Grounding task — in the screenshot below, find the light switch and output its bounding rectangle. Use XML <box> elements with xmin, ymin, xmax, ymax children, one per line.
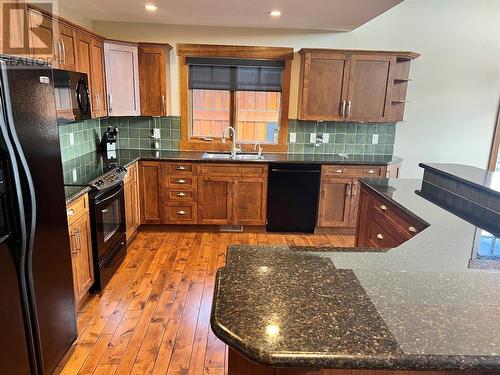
<box><xmin>289</xmin><ymin>132</ymin><xmax>296</xmax><ymax>143</ymax></box>
<box><xmin>310</xmin><ymin>133</ymin><xmax>317</xmax><ymax>143</ymax></box>
<box><xmin>322</xmin><ymin>133</ymin><xmax>329</xmax><ymax>143</ymax></box>
<box><xmin>372</xmin><ymin>134</ymin><xmax>379</xmax><ymax>144</ymax></box>
<box><xmin>69</xmin><ymin>133</ymin><xmax>74</xmax><ymax>146</ymax></box>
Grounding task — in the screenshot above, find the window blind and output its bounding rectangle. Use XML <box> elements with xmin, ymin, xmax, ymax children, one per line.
<box><xmin>187</xmin><ymin>57</ymin><xmax>284</xmax><ymax>92</ymax></box>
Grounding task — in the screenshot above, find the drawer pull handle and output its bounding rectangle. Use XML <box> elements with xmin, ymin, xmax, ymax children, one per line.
<box><xmin>176</xmin><ymin>192</ymin><xmax>186</xmax><ymax>197</ymax></box>
<box><xmin>408</xmin><ymin>226</ymin><xmax>417</xmax><ymax>233</ymax></box>
<box><xmin>67</xmin><ymin>208</ymin><xmax>75</xmax><ymax>217</ymax></box>
<box><xmin>367</xmin><ymin>169</ymin><xmax>376</xmax><ymax>174</ymax></box>
<box><xmin>334</xmin><ymin>169</ymin><xmax>343</xmax><ymax>173</ymax></box>
<box><xmin>176</xmin><ymin>179</ymin><xmax>186</xmax><ymax>184</ymax></box>
<box><xmin>380</xmin><ymin>205</ymin><xmax>387</xmax><ymax>211</ymax></box>
<box><xmin>376</xmin><ymin>233</ymin><xmax>384</xmax><ymax>240</ymax></box>
<box><xmin>177</xmin><ymin>210</ymin><xmax>187</xmax><ymax>215</ymax></box>
<box><xmin>176</xmin><ymin>166</ymin><xmax>186</xmax><ymax>171</ymax></box>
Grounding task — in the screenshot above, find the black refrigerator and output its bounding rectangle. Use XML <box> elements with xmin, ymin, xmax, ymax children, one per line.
<box><xmin>0</xmin><ymin>56</ymin><xmax>77</xmax><ymax>374</ymax></box>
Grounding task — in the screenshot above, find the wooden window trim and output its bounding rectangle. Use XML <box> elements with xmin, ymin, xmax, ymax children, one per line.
<box><xmin>177</xmin><ymin>44</ymin><xmax>294</xmax><ymax>152</ymax></box>
<box><xmin>488</xmin><ymin>102</ymin><xmax>500</xmax><ymax>172</ymax></box>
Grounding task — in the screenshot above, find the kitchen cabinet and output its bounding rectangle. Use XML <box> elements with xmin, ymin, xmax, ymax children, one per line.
<box><xmin>138</xmin><ymin>43</ymin><xmax>171</xmax><ymax>116</ymax></box>
<box><xmin>56</xmin><ymin>22</ymin><xmax>78</xmax><ymax>71</ymax></box>
<box><xmin>66</xmin><ymin>194</ymin><xmax>94</xmax><ymax>306</ymax></box>
<box><xmin>197</xmin><ymin>163</ymin><xmax>268</xmax><ymax>226</ymax></box>
<box><xmin>139</xmin><ymin>161</ymin><xmax>162</xmax><ymax>224</ymax></box>
<box><xmin>104</xmin><ymin>41</ymin><xmax>140</xmax><ymax>116</ymax></box>
<box><xmin>317</xmin><ymin>164</ymin><xmax>398</xmax><ymax>230</ymax></box>
<box><xmin>124</xmin><ymin>162</ymin><xmax>141</xmax><ymax>240</ymax></box>
<box><xmin>161</xmin><ymin>162</ymin><xmax>198</xmax><ymax>224</ymax></box>
<box><xmin>0</xmin><ymin>0</ymin><xmax>29</xmax><ymax>55</ymax></box>
<box><xmin>356</xmin><ymin>184</ymin><xmax>427</xmax><ymax>248</ymax></box>
<box><xmin>298</xmin><ymin>49</ymin><xmax>418</xmax><ymax>122</ymax></box>
<box><xmin>27</xmin><ymin>8</ymin><xmax>56</xmax><ymax>63</ymax></box>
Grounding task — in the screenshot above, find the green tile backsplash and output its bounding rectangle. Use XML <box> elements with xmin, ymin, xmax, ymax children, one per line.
<box><xmin>58</xmin><ymin>118</ymin><xmax>102</xmax><ymax>163</ymax></box>
<box><xmin>100</xmin><ymin>116</ymin><xmax>181</xmax><ymax>151</ymax></box>
<box><xmin>287</xmin><ymin>120</ymin><xmax>396</xmax><ymax>155</ymax></box>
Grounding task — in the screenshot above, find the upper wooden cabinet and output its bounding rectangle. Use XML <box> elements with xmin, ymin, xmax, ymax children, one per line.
<box><xmin>0</xmin><ymin>0</ymin><xmax>29</xmax><ymax>55</ymax></box>
<box><xmin>138</xmin><ymin>43</ymin><xmax>171</xmax><ymax>116</ymax></box>
<box><xmin>104</xmin><ymin>41</ymin><xmax>141</xmax><ymax>116</ymax></box>
<box><xmin>56</xmin><ymin>22</ymin><xmax>78</xmax><ymax>71</ymax></box>
<box><xmin>298</xmin><ymin>49</ymin><xmax>419</xmax><ymax>123</ymax></box>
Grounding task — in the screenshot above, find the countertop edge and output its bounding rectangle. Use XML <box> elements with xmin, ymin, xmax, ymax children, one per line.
<box><xmin>65</xmin><ymin>186</ymin><xmax>91</xmax><ymax>205</ymax></box>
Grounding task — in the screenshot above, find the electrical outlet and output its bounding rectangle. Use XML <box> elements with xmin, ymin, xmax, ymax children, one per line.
<box><xmin>289</xmin><ymin>132</ymin><xmax>296</xmax><ymax>143</ymax></box>
<box><xmin>372</xmin><ymin>134</ymin><xmax>379</xmax><ymax>144</ymax></box>
<box><xmin>310</xmin><ymin>133</ymin><xmax>317</xmax><ymax>143</ymax></box>
<box><xmin>322</xmin><ymin>133</ymin><xmax>329</xmax><ymax>143</ymax></box>
<box><xmin>152</xmin><ymin>128</ymin><xmax>161</xmax><ymax>139</ymax></box>
<box><xmin>69</xmin><ymin>133</ymin><xmax>74</xmax><ymax>146</ymax></box>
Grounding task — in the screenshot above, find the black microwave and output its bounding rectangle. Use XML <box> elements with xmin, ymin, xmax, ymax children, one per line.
<box><xmin>53</xmin><ymin>69</ymin><xmax>91</xmax><ymax>124</ymax></box>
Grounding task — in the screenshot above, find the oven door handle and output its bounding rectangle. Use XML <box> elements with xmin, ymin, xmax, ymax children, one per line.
<box><xmin>94</xmin><ymin>184</ymin><xmax>123</xmax><ymax>206</ymax></box>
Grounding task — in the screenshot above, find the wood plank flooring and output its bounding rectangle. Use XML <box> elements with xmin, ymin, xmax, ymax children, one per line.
<box><xmin>55</xmin><ymin>230</ymin><xmax>354</xmax><ymax>375</ymax></box>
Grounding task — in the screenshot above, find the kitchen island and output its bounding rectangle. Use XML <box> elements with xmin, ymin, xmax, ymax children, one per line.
<box><xmin>211</xmin><ymin>172</ymin><xmax>500</xmax><ymax>374</ymax></box>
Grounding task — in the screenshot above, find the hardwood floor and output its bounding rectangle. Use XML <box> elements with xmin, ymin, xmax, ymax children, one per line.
<box><xmin>55</xmin><ymin>229</ymin><xmax>355</xmax><ymax>375</ymax></box>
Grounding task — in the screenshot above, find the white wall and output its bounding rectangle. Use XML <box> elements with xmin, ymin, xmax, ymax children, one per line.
<box><xmin>93</xmin><ymin>0</ymin><xmax>500</xmax><ymax>177</ymax></box>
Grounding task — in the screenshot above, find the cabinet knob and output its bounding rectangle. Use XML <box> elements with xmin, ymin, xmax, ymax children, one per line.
<box><xmin>176</xmin><ymin>166</ymin><xmax>186</xmax><ymax>171</ymax></box>
<box><xmin>334</xmin><ymin>169</ymin><xmax>343</xmax><ymax>173</ymax></box>
<box><xmin>380</xmin><ymin>205</ymin><xmax>387</xmax><ymax>211</ymax></box>
<box><xmin>67</xmin><ymin>208</ymin><xmax>75</xmax><ymax>217</ymax></box>
<box><xmin>376</xmin><ymin>233</ymin><xmax>384</xmax><ymax>240</ymax></box>
<box><xmin>408</xmin><ymin>226</ymin><xmax>417</xmax><ymax>233</ymax></box>
<box><xmin>176</xmin><ymin>192</ymin><xmax>186</xmax><ymax>197</ymax></box>
<box><xmin>177</xmin><ymin>210</ymin><xmax>187</xmax><ymax>215</ymax></box>
<box><xmin>176</xmin><ymin>179</ymin><xmax>186</xmax><ymax>184</ymax></box>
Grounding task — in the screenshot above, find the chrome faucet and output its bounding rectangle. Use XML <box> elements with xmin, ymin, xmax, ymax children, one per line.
<box><xmin>254</xmin><ymin>143</ymin><xmax>263</xmax><ymax>158</ymax></box>
<box><xmin>221</xmin><ymin>126</ymin><xmax>241</xmax><ymax>159</ymax></box>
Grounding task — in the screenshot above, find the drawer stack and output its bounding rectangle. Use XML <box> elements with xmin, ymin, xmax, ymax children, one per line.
<box><xmin>356</xmin><ymin>185</ymin><xmax>428</xmax><ymax>248</ymax></box>
<box><xmin>161</xmin><ymin>162</ymin><xmax>198</xmax><ymax>223</ymax></box>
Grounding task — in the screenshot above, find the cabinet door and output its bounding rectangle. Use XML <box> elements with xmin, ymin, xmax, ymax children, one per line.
<box><xmin>104</xmin><ymin>41</ymin><xmax>140</xmax><ymax>116</ymax></box>
<box><xmin>27</xmin><ymin>8</ymin><xmax>57</xmax><ymax>65</ymax></box>
<box><xmin>56</xmin><ymin>22</ymin><xmax>78</xmax><ymax>71</ymax></box>
<box><xmin>0</xmin><ymin>0</ymin><xmax>29</xmax><ymax>56</ymax></box>
<box><xmin>139</xmin><ymin>162</ymin><xmax>161</xmax><ymax>223</ymax></box>
<box><xmin>76</xmin><ymin>31</ymin><xmax>91</xmax><ymax>75</ymax></box>
<box><xmin>345</xmin><ymin>55</ymin><xmax>395</xmax><ymax>122</ymax></box>
<box><xmin>132</xmin><ymin>164</ymin><xmax>141</xmax><ymax>230</ymax></box>
<box><xmin>197</xmin><ymin>176</ymin><xmax>233</xmax><ymax>225</ymax></box>
<box><xmin>232</xmin><ymin>177</ymin><xmax>267</xmax><ymax>225</ymax></box>
<box><xmin>69</xmin><ymin>214</ymin><xmax>94</xmax><ymax>303</ymax></box>
<box><xmin>139</xmin><ymin>45</ymin><xmax>167</xmax><ymax>116</ymax></box>
<box><xmin>124</xmin><ymin>178</ymin><xmax>135</xmax><ymax>239</ymax></box>
<box><xmin>348</xmin><ymin>179</ymin><xmax>361</xmax><ymax>228</ymax></box>
<box><xmin>90</xmin><ymin>38</ymin><xmax>107</xmax><ymax>117</ymax></box>
<box><xmin>299</xmin><ymin>52</ymin><xmax>349</xmax><ymax>121</ymax></box>
<box><xmin>317</xmin><ymin>177</ymin><xmax>352</xmax><ymax>228</ymax></box>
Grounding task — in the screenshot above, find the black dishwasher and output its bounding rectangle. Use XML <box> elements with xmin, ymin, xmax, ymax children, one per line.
<box><xmin>267</xmin><ymin>164</ymin><xmax>321</xmax><ymax>233</ymax></box>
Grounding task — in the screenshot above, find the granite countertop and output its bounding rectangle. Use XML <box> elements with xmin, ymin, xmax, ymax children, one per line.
<box><xmin>211</xmin><ymin>178</ymin><xmax>500</xmax><ymax>371</ymax></box>
<box><xmin>64</xmin><ymin>186</ymin><xmax>91</xmax><ymax>204</ymax></box>
<box><xmin>62</xmin><ymin>149</ymin><xmax>402</xmax><ymax>202</ymax></box>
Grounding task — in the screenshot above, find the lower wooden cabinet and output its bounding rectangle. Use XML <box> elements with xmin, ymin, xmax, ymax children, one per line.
<box><xmin>356</xmin><ymin>184</ymin><xmax>428</xmax><ymax>248</ymax></box>
<box><xmin>139</xmin><ymin>161</ymin><xmax>162</xmax><ymax>224</ymax></box>
<box><xmin>198</xmin><ymin>175</ymin><xmax>233</xmax><ymax>225</ymax></box>
<box><xmin>317</xmin><ymin>163</ymin><xmax>400</xmax><ymax>230</ymax></box>
<box><xmin>66</xmin><ymin>194</ymin><xmax>94</xmax><ymax>305</ymax></box>
<box><xmin>124</xmin><ymin>162</ymin><xmax>141</xmax><ymax>239</ymax></box>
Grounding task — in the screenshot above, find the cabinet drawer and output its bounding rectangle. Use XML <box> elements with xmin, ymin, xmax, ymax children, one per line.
<box><xmin>198</xmin><ymin>163</ymin><xmax>268</xmax><ymax>177</ymax></box>
<box><xmin>166</xmin><ymin>176</ymin><xmax>197</xmax><ymax>189</ymax></box>
<box><xmin>370</xmin><ymin>194</ymin><xmax>426</xmax><ymax>237</ymax></box>
<box><xmin>166</xmin><ymin>190</ymin><xmax>196</xmax><ymax>202</ymax></box>
<box><xmin>66</xmin><ymin>194</ymin><xmax>89</xmax><ymax>225</ymax></box>
<box><xmin>166</xmin><ymin>163</ymin><xmax>195</xmax><ymax>174</ymax></box>
<box><xmin>367</xmin><ymin>212</ymin><xmax>402</xmax><ymax>248</ymax></box>
<box><xmin>323</xmin><ymin>165</ymin><xmax>384</xmax><ymax>177</ymax></box>
<box><xmin>165</xmin><ymin>204</ymin><xmax>196</xmax><ymax>223</ymax></box>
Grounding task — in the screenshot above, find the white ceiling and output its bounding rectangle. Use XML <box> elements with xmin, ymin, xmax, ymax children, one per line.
<box><xmin>57</xmin><ymin>0</ymin><xmax>403</xmax><ymax>31</ymax></box>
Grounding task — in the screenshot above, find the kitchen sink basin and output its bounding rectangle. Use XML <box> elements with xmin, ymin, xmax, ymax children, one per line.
<box><xmin>202</xmin><ymin>152</ymin><xmax>265</xmax><ymax>161</ymax></box>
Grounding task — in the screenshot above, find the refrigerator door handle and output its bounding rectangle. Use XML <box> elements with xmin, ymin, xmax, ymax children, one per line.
<box><xmin>0</xmin><ymin>60</ymin><xmax>42</xmax><ymax>373</ymax></box>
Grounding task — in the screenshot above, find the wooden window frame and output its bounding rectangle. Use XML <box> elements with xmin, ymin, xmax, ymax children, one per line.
<box><xmin>488</xmin><ymin>102</ymin><xmax>500</xmax><ymax>172</ymax></box>
<box><xmin>177</xmin><ymin>44</ymin><xmax>294</xmax><ymax>152</ymax></box>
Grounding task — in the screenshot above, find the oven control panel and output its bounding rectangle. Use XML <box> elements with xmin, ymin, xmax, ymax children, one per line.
<box><xmin>90</xmin><ymin>166</ymin><xmax>127</xmax><ymax>191</ymax></box>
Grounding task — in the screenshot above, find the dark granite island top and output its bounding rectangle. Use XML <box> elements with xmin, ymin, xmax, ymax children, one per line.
<box><xmin>211</xmin><ymin>178</ymin><xmax>500</xmax><ymax>373</ymax></box>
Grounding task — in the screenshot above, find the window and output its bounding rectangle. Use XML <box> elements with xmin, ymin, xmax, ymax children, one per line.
<box><xmin>178</xmin><ymin>44</ymin><xmax>293</xmax><ymax>152</ymax></box>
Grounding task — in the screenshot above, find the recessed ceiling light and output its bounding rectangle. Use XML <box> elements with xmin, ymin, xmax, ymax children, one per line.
<box><xmin>269</xmin><ymin>10</ymin><xmax>281</xmax><ymax>17</ymax></box>
<box><xmin>145</xmin><ymin>4</ymin><xmax>157</xmax><ymax>12</ymax></box>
